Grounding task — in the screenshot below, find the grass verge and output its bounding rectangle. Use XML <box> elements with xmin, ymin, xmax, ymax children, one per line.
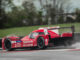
<box><xmin>0</xmin><ymin>23</ymin><xmax>80</xmax><ymax>38</ymax></box>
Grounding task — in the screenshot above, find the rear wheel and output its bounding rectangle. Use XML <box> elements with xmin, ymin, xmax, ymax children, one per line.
<box><xmin>37</xmin><ymin>37</ymin><xmax>47</xmax><ymax>49</ymax></box>
<box><xmin>4</xmin><ymin>39</ymin><xmax>13</xmax><ymax>51</ymax></box>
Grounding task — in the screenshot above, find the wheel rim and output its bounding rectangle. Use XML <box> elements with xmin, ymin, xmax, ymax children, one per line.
<box><xmin>5</xmin><ymin>40</ymin><xmax>11</xmax><ymax>50</ymax></box>
<box><xmin>37</xmin><ymin>37</ymin><xmax>44</xmax><ymax>48</ymax></box>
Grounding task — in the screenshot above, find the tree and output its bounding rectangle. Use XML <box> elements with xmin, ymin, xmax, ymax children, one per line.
<box><xmin>0</xmin><ymin>0</ymin><xmax>14</xmax><ymax>28</ymax></box>
<box><xmin>37</xmin><ymin>11</ymin><xmax>43</xmax><ymax>25</ymax></box>
<box><xmin>6</xmin><ymin>7</ymin><xmax>28</xmax><ymax>27</ymax></box>
<box><xmin>38</xmin><ymin>0</ymin><xmax>72</xmax><ymax>24</ymax></box>
<box><xmin>75</xmin><ymin>8</ymin><xmax>80</xmax><ymax>22</ymax></box>
<box><xmin>22</xmin><ymin>1</ymin><xmax>37</xmax><ymax>26</ymax></box>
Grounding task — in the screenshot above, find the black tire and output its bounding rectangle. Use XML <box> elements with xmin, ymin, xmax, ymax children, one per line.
<box><xmin>37</xmin><ymin>37</ymin><xmax>47</xmax><ymax>49</ymax></box>
<box><xmin>4</xmin><ymin>39</ymin><xmax>13</xmax><ymax>51</ymax></box>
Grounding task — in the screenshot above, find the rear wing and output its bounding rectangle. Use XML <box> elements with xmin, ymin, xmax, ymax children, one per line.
<box><xmin>48</xmin><ymin>26</ymin><xmax>75</xmax><ymax>37</ymax></box>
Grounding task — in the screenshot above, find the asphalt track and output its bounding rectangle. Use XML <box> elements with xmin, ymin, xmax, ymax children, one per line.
<box><xmin>0</xmin><ymin>33</ymin><xmax>80</xmax><ymax>60</ymax></box>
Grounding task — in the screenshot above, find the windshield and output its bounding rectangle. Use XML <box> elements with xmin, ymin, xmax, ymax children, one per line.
<box><xmin>29</xmin><ymin>32</ymin><xmax>45</xmax><ymax>39</ymax></box>
<box><xmin>29</xmin><ymin>32</ymin><xmax>39</xmax><ymax>39</ymax></box>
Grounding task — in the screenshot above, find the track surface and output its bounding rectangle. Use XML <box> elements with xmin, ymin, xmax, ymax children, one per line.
<box><xmin>0</xmin><ymin>48</ymin><xmax>80</xmax><ymax>60</ymax></box>
<box><xmin>0</xmin><ymin>33</ymin><xmax>80</xmax><ymax>60</ymax></box>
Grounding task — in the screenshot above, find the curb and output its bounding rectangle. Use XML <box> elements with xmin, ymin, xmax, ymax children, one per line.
<box><xmin>68</xmin><ymin>49</ymin><xmax>80</xmax><ymax>51</ymax></box>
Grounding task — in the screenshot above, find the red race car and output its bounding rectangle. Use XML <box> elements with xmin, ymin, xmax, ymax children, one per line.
<box><xmin>2</xmin><ymin>26</ymin><xmax>75</xmax><ymax>51</ymax></box>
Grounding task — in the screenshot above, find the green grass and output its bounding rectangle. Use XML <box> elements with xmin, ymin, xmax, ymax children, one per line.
<box><xmin>0</xmin><ymin>23</ymin><xmax>80</xmax><ymax>38</ymax></box>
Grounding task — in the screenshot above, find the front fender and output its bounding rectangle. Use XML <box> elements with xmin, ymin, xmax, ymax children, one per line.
<box><xmin>2</xmin><ymin>36</ymin><xmax>19</xmax><ymax>50</ymax></box>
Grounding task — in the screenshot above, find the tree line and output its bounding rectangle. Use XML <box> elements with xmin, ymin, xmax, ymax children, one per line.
<box><xmin>0</xmin><ymin>0</ymin><xmax>80</xmax><ymax>29</ymax></box>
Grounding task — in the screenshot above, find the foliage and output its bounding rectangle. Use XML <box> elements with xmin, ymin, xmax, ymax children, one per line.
<box><xmin>22</xmin><ymin>1</ymin><xmax>37</xmax><ymax>26</ymax></box>
<box><xmin>0</xmin><ymin>0</ymin><xmax>80</xmax><ymax>29</ymax></box>
<box><xmin>75</xmin><ymin>8</ymin><xmax>80</xmax><ymax>22</ymax></box>
<box><xmin>0</xmin><ymin>0</ymin><xmax>14</xmax><ymax>28</ymax></box>
<box><xmin>58</xmin><ymin>16</ymin><xmax>64</xmax><ymax>24</ymax></box>
<box><xmin>6</xmin><ymin>7</ymin><xmax>27</xmax><ymax>27</ymax></box>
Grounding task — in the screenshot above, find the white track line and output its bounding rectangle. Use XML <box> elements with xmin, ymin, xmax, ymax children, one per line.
<box><xmin>41</xmin><ymin>49</ymin><xmax>80</xmax><ymax>52</ymax></box>
<box><xmin>41</xmin><ymin>49</ymin><xmax>70</xmax><ymax>52</ymax></box>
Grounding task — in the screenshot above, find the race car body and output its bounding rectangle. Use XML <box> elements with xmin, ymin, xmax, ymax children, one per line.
<box><xmin>2</xmin><ymin>26</ymin><xmax>75</xmax><ymax>51</ymax></box>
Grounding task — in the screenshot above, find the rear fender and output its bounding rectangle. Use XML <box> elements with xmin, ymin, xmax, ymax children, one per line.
<box><xmin>61</xmin><ymin>33</ymin><xmax>72</xmax><ymax>37</ymax></box>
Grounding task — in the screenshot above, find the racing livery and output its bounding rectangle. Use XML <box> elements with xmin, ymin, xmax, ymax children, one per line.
<box><xmin>2</xmin><ymin>26</ymin><xmax>75</xmax><ymax>51</ymax></box>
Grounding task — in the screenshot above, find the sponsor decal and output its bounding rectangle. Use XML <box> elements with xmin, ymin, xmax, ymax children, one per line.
<box><xmin>16</xmin><ymin>40</ymin><xmax>22</xmax><ymax>43</ymax></box>
<box><xmin>16</xmin><ymin>43</ymin><xmax>21</xmax><ymax>47</ymax></box>
<box><xmin>22</xmin><ymin>41</ymin><xmax>33</xmax><ymax>47</ymax></box>
<box><xmin>23</xmin><ymin>44</ymin><xmax>33</xmax><ymax>47</ymax></box>
<box><xmin>44</xmin><ymin>28</ymin><xmax>48</xmax><ymax>35</ymax></box>
<box><xmin>23</xmin><ymin>41</ymin><xmax>33</xmax><ymax>43</ymax></box>
<box><xmin>45</xmin><ymin>39</ymin><xmax>48</xmax><ymax>42</ymax></box>
<box><xmin>11</xmin><ymin>41</ymin><xmax>16</xmax><ymax>43</ymax></box>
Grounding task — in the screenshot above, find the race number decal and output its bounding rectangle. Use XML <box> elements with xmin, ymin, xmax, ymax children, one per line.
<box><xmin>44</xmin><ymin>28</ymin><xmax>48</xmax><ymax>35</ymax></box>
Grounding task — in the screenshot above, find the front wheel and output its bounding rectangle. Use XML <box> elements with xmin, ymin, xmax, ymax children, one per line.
<box><xmin>37</xmin><ymin>37</ymin><xmax>47</xmax><ymax>49</ymax></box>
<box><xmin>4</xmin><ymin>39</ymin><xmax>13</xmax><ymax>51</ymax></box>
